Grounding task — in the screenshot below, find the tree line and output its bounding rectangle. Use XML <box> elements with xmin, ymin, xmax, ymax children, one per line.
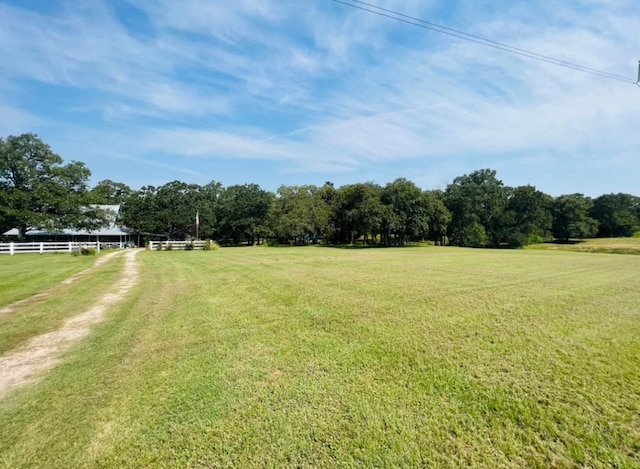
<box><xmin>2</xmin><ymin>133</ymin><xmax>639</xmax><ymax>247</ymax></box>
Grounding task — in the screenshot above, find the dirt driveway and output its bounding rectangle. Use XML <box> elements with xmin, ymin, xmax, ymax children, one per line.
<box><xmin>0</xmin><ymin>249</ymin><xmax>140</xmax><ymax>397</ymax></box>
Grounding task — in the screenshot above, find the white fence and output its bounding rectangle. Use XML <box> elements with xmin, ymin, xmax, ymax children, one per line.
<box><xmin>0</xmin><ymin>241</ymin><xmax>101</xmax><ymax>255</ymax></box>
<box><xmin>148</xmin><ymin>240</ymin><xmax>209</xmax><ymax>251</ymax></box>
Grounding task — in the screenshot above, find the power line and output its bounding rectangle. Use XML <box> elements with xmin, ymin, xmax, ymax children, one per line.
<box><xmin>332</xmin><ymin>0</ymin><xmax>639</xmax><ymax>85</ymax></box>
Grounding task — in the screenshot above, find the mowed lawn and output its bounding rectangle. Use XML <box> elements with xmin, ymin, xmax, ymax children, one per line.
<box><xmin>0</xmin><ymin>252</ymin><xmax>125</xmax><ymax>355</ymax></box>
<box><xmin>1</xmin><ymin>247</ymin><xmax>639</xmax><ymax>467</ymax></box>
<box><xmin>0</xmin><ymin>252</ymin><xmax>107</xmax><ymax>308</ymax></box>
<box><xmin>528</xmin><ymin>237</ymin><xmax>640</xmax><ymax>255</ymax></box>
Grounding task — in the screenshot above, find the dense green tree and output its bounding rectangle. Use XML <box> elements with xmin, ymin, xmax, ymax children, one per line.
<box><xmin>121</xmin><ymin>185</ymin><xmax>160</xmax><ymax>237</ymax></box>
<box><xmin>270</xmin><ymin>185</ymin><xmax>331</xmax><ymax>244</ymax></box>
<box><xmin>154</xmin><ymin>181</ymin><xmax>205</xmax><ymax>239</ymax></box>
<box><xmin>198</xmin><ymin>181</ymin><xmax>224</xmax><ymax>239</ymax></box>
<box><xmin>89</xmin><ymin>179</ymin><xmax>133</xmax><ymax>205</ymax></box>
<box><xmin>333</xmin><ymin>182</ymin><xmax>384</xmax><ymax>244</ymax></box>
<box><xmin>0</xmin><ymin>133</ymin><xmax>98</xmax><ymax>239</ymax></box>
<box><xmin>317</xmin><ymin>182</ymin><xmax>339</xmax><ymax>242</ymax></box>
<box><xmin>0</xmin><ymin>206</ymin><xmax>5</xmax><ymax>236</ymax></box>
<box><xmin>74</xmin><ymin>205</ymin><xmax>116</xmax><ymax>233</ymax></box>
<box><xmin>633</xmin><ymin>198</ymin><xmax>640</xmax><ymax>226</ymax></box>
<box><xmin>4</xmin><ymin>140</ymin><xmax>636</xmax><ymax>250</ymax></box>
<box><xmin>218</xmin><ymin>184</ymin><xmax>273</xmax><ymax>244</ymax></box>
<box><xmin>423</xmin><ymin>190</ymin><xmax>451</xmax><ymax>246</ymax></box>
<box><xmin>502</xmin><ymin>185</ymin><xmax>553</xmax><ymax>247</ymax></box>
<box><xmin>381</xmin><ymin>178</ymin><xmax>430</xmax><ymax>246</ymax></box>
<box><xmin>552</xmin><ymin>194</ymin><xmax>598</xmax><ymax>241</ymax></box>
<box><xmin>444</xmin><ymin>169</ymin><xmax>508</xmax><ymax>247</ymax></box>
<box><xmin>591</xmin><ymin>193</ymin><xmax>640</xmax><ymax>238</ymax></box>
<box><xmin>121</xmin><ymin>181</ymin><xmax>221</xmax><ymax>240</ymax></box>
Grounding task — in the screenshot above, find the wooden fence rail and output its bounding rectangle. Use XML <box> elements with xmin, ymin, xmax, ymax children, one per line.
<box><xmin>0</xmin><ymin>241</ymin><xmax>101</xmax><ymax>255</ymax></box>
<box><xmin>1</xmin><ymin>240</ymin><xmax>210</xmax><ymax>255</ymax></box>
<box><xmin>147</xmin><ymin>240</ymin><xmax>209</xmax><ymax>251</ymax></box>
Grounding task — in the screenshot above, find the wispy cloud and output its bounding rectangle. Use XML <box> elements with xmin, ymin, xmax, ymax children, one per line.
<box><xmin>0</xmin><ymin>0</ymin><xmax>638</xmax><ymax>194</ymax></box>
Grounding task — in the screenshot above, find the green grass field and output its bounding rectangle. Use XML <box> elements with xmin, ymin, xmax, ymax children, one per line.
<box><xmin>528</xmin><ymin>237</ymin><xmax>640</xmax><ymax>255</ymax></box>
<box><xmin>0</xmin><ymin>252</ymin><xmax>108</xmax><ymax>308</ymax></box>
<box><xmin>0</xmin><ymin>252</ymin><xmax>125</xmax><ymax>355</ymax></box>
<box><xmin>1</xmin><ymin>247</ymin><xmax>639</xmax><ymax>467</ymax></box>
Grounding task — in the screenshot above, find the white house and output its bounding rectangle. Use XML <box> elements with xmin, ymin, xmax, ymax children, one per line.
<box><xmin>3</xmin><ymin>205</ymin><xmax>137</xmax><ymax>248</ymax></box>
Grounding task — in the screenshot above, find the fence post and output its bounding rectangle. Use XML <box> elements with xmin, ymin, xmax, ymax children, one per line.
<box><xmin>9</xmin><ymin>242</ymin><xmax>14</xmax><ymax>255</ymax></box>
<box><xmin>69</xmin><ymin>242</ymin><xmax>72</xmax><ymax>253</ymax></box>
<box><xmin>40</xmin><ymin>242</ymin><xmax>44</xmax><ymax>254</ymax></box>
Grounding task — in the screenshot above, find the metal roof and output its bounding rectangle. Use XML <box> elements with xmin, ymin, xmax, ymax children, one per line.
<box><xmin>3</xmin><ymin>205</ymin><xmax>132</xmax><ymax>237</ymax></box>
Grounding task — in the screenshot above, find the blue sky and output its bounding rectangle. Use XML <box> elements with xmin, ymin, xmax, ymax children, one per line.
<box><xmin>1</xmin><ymin>0</ymin><xmax>639</xmax><ymax>196</ymax></box>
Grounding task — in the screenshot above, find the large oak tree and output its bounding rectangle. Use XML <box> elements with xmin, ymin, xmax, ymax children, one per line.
<box><xmin>0</xmin><ymin>133</ymin><xmax>96</xmax><ymax>239</ymax></box>
<box><xmin>552</xmin><ymin>194</ymin><xmax>598</xmax><ymax>241</ymax></box>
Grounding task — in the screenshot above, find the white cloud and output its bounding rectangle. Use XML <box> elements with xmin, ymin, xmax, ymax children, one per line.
<box><xmin>0</xmin><ymin>0</ymin><xmax>638</xmax><ymax>193</ymax></box>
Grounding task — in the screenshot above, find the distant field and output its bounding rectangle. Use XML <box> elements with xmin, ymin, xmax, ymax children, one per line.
<box><xmin>528</xmin><ymin>237</ymin><xmax>640</xmax><ymax>255</ymax></box>
<box><xmin>0</xmin><ymin>247</ymin><xmax>639</xmax><ymax>467</ymax></box>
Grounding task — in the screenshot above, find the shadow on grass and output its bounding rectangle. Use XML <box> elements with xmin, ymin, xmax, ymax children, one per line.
<box><xmin>544</xmin><ymin>239</ymin><xmax>585</xmax><ymax>245</ymax></box>
<box><xmin>216</xmin><ymin>240</ymin><xmax>435</xmax><ymax>249</ymax></box>
<box><xmin>318</xmin><ymin>243</ymin><xmax>431</xmax><ymax>250</ymax></box>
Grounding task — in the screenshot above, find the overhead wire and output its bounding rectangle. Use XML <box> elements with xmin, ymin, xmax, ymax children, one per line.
<box><xmin>332</xmin><ymin>0</ymin><xmax>639</xmax><ymax>85</ymax></box>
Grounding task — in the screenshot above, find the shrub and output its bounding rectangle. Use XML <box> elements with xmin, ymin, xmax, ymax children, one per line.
<box><xmin>505</xmin><ymin>232</ymin><xmax>528</xmax><ymax>249</ymax></box>
<box><xmin>526</xmin><ymin>234</ymin><xmax>547</xmax><ymax>245</ymax></box>
<box><xmin>633</xmin><ymin>231</ymin><xmax>640</xmax><ymax>239</ymax></box>
<box><xmin>458</xmin><ymin>222</ymin><xmax>488</xmax><ymax>248</ymax></box>
<box><xmin>185</xmin><ymin>242</ymin><xmax>194</xmax><ymax>251</ymax></box>
<box><xmin>202</xmin><ymin>240</ymin><xmax>220</xmax><ymax>251</ymax></box>
<box><xmin>80</xmin><ymin>247</ymin><xmax>96</xmax><ymax>256</ymax></box>
<box><xmin>166</xmin><ymin>243</ymin><xmax>174</xmax><ymax>251</ymax></box>
<box><xmin>156</xmin><ymin>242</ymin><xmax>163</xmax><ymax>251</ymax></box>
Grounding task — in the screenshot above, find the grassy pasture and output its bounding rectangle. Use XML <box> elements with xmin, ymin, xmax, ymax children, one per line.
<box><xmin>0</xmin><ymin>253</ymin><xmax>125</xmax><ymax>355</ymax></box>
<box><xmin>528</xmin><ymin>237</ymin><xmax>640</xmax><ymax>255</ymax></box>
<box><xmin>0</xmin><ymin>247</ymin><xmax>639</xmax><ymax>467</ymax></box>
<box><xmin>0</xmin><ymin>252</ymin><xmax>108</xmax><ymax>308</ymax></box>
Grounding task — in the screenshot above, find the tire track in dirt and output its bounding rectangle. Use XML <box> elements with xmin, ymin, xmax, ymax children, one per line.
<box><xmin>0</xmin><ymin>251</ymin><xmax>124</xmax><ymax>315</ymax></box>
<box><xmin>0</xmin><ymin>249</ymin><xmax>140</xmax><ymax>398</ymax></box>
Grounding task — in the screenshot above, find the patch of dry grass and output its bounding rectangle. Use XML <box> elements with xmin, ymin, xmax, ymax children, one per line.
<box><xmin>528</xmin><ymin>237</ymin><xmax>640</xmax><ymax>254</ymax></box>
